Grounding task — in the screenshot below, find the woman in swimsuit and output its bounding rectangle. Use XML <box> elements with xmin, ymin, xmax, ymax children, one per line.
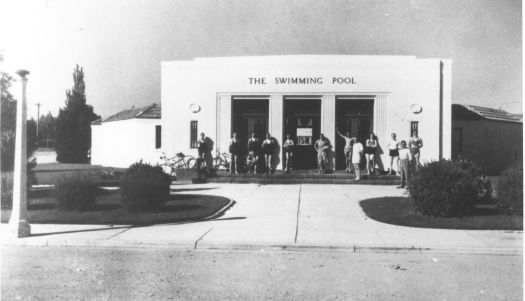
<box><xmin>196</xmin><ymin>132</ymin><xmax>209</xmax><ymax>167</ymax></box>
<box><xmin>364</xmin><ymin>133</ymin><xmax>378</xmax><ymax>175</ymax></box>
<box><xmin>337</xmin><ymin>129</ymin><xmax>354</xmax><ymax>172</ymax></box>
<box><xmin>247</xmin><ymin>132</ymin><xmax>260</xmax><ymax>155</ymax></box>
<box><xmin>261</xmin><ymin>132</ymin><xmax>274</xmax><ymax>174</ymax></box>
<box><xmin>409</xmin><ymin>130</ymin><xmax>423</xmax><ymax>171</ymax></box>
<box><xmin>283</xmin><ymin>134</ymin><xmax>294</xmax><ymax>173</ymax></box>
<box><xmin>229</xmin><ymin>132</ymin><xmax>241</xmax><ymax>174</ymax></box>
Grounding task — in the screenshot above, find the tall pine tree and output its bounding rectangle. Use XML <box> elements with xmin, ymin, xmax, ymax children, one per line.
<box><xmin>56</xmin><ymin>65</ymin><xmax>100</xmax><ymax>163</ymax></box>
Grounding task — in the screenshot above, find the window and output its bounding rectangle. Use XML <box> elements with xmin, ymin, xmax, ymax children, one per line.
<box><xmin>410</xmin><ymin>121</ymin><xmax>419</xmax><ymax>136</ymax></box>
<box><xmin>155</xmin><ymin>125</ymin><xmax>161</xmax><ymax>149</ymax></box>
<box><xmin>190</xmin><ymin>121</ymin><xmax>198</xmax><ymax>148</ymax></box>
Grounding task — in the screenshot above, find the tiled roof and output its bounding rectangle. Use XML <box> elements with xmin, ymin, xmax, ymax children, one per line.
<box><xmin>454</xmin><ymin>104</ymin><xmax>521</xmax><ymax>123</ymax></box>
<box><xmin>137</xmin><ymin>103</ymin><xmax>161</xmax><ymax>119</ymax></box>
<box><xmin>98</xmin><ymin>103</ymin><xmax>161</xmax><ymax>123</ymax></box>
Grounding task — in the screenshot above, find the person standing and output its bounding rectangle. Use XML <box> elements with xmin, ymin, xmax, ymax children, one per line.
<box><xmin>283</xmin><ymin>134</ymin><xmax>294</xmax><ymax>173</ymax></box>
<box><xmin>387</xmin><ymin>133</ymin><xmax>400</xmax><ymax>175</ymax></box>
<box><xmin>261</xmin><ymin>132</ymin><xmax>275</xmax><ymax>174</ymax></box>
<box><xmin>351</xmin><ymin>138</ymin><xmax>364</xmax><ymax>180</ymax></box>
<box><xmin>364</xmin><ymin>133</ymin><xmax>378</xmax><ymax>175</ymax></box>
<box><xmin>229</xmin><ymin>132</ymin><xmax>241</xmax><ymax>174</ymax></box>
<box><xmin>409</xmin><ymin>130</ymin><xmax>423</xmax><ymax>171</ymax></box>
<box><xmin>336</xmin><ymin>129</ymin><xmax>354</xmax><ymax>172</ymax></box>
<box><xmin>314</xmin><ymin>133</ymin><xmax>330</xmax><ymax>174</ymax></box>
<box><xmin>247</xmin><ymin>132</ymin><xmax>260</xmax><ymax>154</ymax></box>
<box><xmin>196</xmin><ymin>132</ymin><xmax>209</xmax><ymax>168</ymax></box>
<box><xmin>397</xmin><ymin>140</ymin><xmax>412</xmax><ymax>189</ymax></box>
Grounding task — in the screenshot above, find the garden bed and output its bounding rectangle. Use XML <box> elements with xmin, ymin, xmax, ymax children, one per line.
<box><xmin>360</xmin><ymin>197</ymin><xmax>522</xmax><ymax>230</ymax></box>
<box><xmin>1</xmin><ymin>189</ymin><xmax>231</xmax><ymax>225</ymax></box>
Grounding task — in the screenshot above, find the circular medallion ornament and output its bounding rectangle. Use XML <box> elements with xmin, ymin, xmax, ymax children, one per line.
<box><xmin>189</xmin><ymin>103</ymin><xmax>201</xmax><ymax>113</ymax></box>
<box><xmin>410</xmin><ymin>104</ymin><xmax>422</xmax><ymax>114</ymax></box>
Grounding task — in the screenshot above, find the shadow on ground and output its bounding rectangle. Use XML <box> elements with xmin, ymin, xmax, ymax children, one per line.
<box><xmin>2</xmin><ymin>193</ymin><xmax>235</xmax><ymax>227</ymax></box>
<box><xmin>359</xmin><ymin>197</ymin><xmax>523</xmax><ymax>231</ymax></box>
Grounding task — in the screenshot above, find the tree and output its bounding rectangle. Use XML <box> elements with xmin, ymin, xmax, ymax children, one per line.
<box><xmin>55</xmin><ymin>65</ymin><xmax>100</xmax><ymax>163</ymax></box>
<box><xmin>38</xmin><ymin>112</ymin><xmax>57</xmax><ymax>148</ymax></box>
<box><xmin>1</xmin><ymin>73</ymin><xmax>38</xmax><ymax>171</ymax></box>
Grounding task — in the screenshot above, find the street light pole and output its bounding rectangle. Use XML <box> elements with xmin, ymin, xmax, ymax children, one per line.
<box><xmin>9</xmin><ymin>69</ymin><xmax>31</xmax><ymax>238</ymax></box>
<box><xmin>35</xmin><ymin>102</ymin><xmax>41</xmax><ymax>141</ymax></box>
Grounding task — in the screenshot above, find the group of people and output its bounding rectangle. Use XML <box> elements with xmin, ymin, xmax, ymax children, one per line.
<box><xmin>332</xmin><ymin>129</ymin><xmax>423</xmax><ymax>184</ymax></box>
<box><xmin>386</xmin><ymin>131</ymin><xmax>423</xmax><ymax>188</ymax></box>
<box><xmin>196</xmin><ymin>129</ymin><xmax>423</xmax><ymax>185</ymax></box>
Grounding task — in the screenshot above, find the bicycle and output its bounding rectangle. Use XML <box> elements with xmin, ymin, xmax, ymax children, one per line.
<box><xmin>213</xmin><ymin>149</ymin><xmax>230</xmax><ymax>172</ymax></box>
<box><xmin>160</xmin><ymin>152</ymin><xmax>197</xmax><ymax>177</ymax></box>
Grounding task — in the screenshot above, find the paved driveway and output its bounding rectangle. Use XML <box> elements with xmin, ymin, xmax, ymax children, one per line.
<box><xmin>2</xmin><ymin>183</ymin><xmax>522</xmax><ymax>253</ymax></box>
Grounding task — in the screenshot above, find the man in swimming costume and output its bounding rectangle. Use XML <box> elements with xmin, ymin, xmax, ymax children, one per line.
<box><xmin>337</xmin><ymin>129</ymin><xmax>355</xmax><ymax>172</ymax></box>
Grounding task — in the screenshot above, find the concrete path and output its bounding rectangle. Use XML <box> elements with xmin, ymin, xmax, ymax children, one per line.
<box><xmin>1</xmin><ymin>183</ymin><xmax>522</xmax><ymax>254</ymax></box>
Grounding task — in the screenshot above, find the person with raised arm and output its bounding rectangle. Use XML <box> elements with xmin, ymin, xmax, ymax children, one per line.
<box><xmin>336</xmin><ymin>129</ymin><xmax>354</xmax><ymax>172</ymax></box>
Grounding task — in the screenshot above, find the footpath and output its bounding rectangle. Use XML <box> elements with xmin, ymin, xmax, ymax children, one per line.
<box><xmin>1</xmin><ymin>183</ymin><xmax>522</xmax><ymax>255</ymax></box>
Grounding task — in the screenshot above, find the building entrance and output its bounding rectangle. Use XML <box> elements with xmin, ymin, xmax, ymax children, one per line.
<box><xmin>335</xmin><ymin>98</ymin><xmax>374</xmax><ymax>170</ymax></box>
<box><xmin>231</xmin><ymin>97</ymin><xmax>269</xmax><ymax>154</ymax></box>
<box><xmin>283</xmin><ymin>97</ymin><xmax>321</xmax><ymax>169</ymax></box>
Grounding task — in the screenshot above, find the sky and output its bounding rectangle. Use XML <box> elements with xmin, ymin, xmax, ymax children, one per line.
<box><xmin>0</xmin><ymin>0</ymin><xmax>522</xmax><ymax>119</ymax></box>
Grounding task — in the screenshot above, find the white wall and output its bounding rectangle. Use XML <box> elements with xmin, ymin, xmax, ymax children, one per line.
<box><xmin>161</xmin><ymin>55</ymin><xmax>452</xmax><ymax>167</ymax></box>
<box><xmin>91</xmin><ymin>118</ymin><xmax>162</xmax><ymax>168</ymax></box>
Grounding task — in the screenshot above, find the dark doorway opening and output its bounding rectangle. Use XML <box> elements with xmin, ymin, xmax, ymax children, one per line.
<box><xmin>283</xmin><ymin>97</ymin><xmax>321</xmax><ymax>170</ymax></box>
<box><xmin>231</xmin><ymin>97</ymin><xmax>269</xmax><ymax>155</ymax></box>
<box><xmin>335</xmin><ymin>98</ymin><xmax>374</xmax><ymax>170</ymax></box>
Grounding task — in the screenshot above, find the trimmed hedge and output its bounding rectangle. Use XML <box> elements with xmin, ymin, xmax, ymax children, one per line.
<box><xmin>496</xmin><ymin>165</ymin><xmax>523</xmax><ymax>216</ymax></box>
<box><xmin>120</xmin><ymin>161</ymin><xmax>171</xmax><ymax>211</ymax></box>
<box><xmin>1</xmin><ymin>161</ymin><xmax>37</xmax><ymax>209</ymax></box>
<box><xmin>54</xmin><ymin>174</ymin><xmax>98</xmax><ymax>211</ymax></box>
<box><xmin>1</xmin><ymin>172</ymin><xmax>13</xmax><ymax>209</ymax></box>
<box><xmin>408</xmin><ymin>160</ymin><xmax>479</xmax><ymax>217</ymax></box>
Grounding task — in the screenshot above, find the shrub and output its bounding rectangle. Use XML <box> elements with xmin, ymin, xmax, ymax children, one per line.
<box><xmin>408</xmin><ymin>160</ymin><xmax>479</xmax><ymax>217</ymax></box>
<box><xmin>1</xmin><ymin>161</ymin><xmax>38</xmax><ymax>209</ymax></box>
<box><xmin>1</xmin><ymin>172</ymin><xmax>13</xmax><ymax>209</ymax></box>
<box><xmin>496</xmin><ymin>165</ymin><xmax>523</xmax><ymax>215</ymax></box>
<box><xmin>54</xmin><ymin>174</ymin><xmax>98</xmax><ymax>211</ymax></box>
<box><xmin>120</xmin><ymin>161</ymin><xmax>171</xmax><ymax>211</ymax></box>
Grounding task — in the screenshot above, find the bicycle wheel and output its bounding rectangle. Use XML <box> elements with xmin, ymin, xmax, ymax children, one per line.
<box><xmin>213</xmin><ymin>157</ymin><xmax>223</xmax><ymax>170</ymax></box>
<box><xmin>186</xmin><ymin>158</ymin><xmax>196</xmax><ymax>169</ymax></box>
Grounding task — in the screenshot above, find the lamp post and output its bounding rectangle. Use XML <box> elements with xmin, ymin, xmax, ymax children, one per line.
<box><xmin>9</xmin><ymin>69</ymin><xmax>31</xmax><ymax>238</ymax></box>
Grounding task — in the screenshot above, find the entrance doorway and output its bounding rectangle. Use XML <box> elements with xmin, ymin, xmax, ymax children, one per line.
<box><xmin>231</xmin><ymin>97</ymin><xmax>269</xmax><ymax>154</ymax></box>
<box><xmin>335</xmin><ymin>98</ymin><xmax>374</xmax><ymax>170</ymax></box>
<box><xmin>283</xmin><ymin>97</ymin><xmax>321</xmax><ymax>169</ymax></box>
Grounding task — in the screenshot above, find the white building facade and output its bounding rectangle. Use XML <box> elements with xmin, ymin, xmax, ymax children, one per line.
<box><xmin>91</xmin><ymin>104</ymin><xmax>162</xmax><ymax>168</ymax></box>
<box><xmin>162</xmin><ymin>56</ymin><xmax>452</xmax><ymax>171</ymax></box>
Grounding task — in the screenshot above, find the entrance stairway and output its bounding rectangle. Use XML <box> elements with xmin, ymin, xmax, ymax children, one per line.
<box><xmin>195</xmin><ymin>169</ymin><xmax>401</xmax><ymax>185</ymax></box>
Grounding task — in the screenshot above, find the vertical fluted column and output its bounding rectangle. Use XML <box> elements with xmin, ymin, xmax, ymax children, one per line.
<box><xmin>321</xmin><ymin>95</ymin><xmax>336</xmax><ymax>171</ymax></box>
<box><xmin>268</xmin><ymin>94</ymin><xmax>283</xmax><ymax>169</ymax></box>
<box><xmin>373</xmin><ymin>94</ymin><xmax>388</xmax><ymax>171</ymax></box>
<box><xmin>9</xmin><ymin>70</ymin><xmax>31</xmax><ymax>238</ymax></box>
<box><xmin>216</xmin><ymin>94</ymin><xmax>231</xmax><ymax>153</ymax></box>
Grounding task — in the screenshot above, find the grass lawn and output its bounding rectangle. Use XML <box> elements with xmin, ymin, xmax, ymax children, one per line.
<box><xmin>1</xmin><ymin>189</ymin><xmax>231</xmax><ymax>225</ymax></box>
<box><xmin>359</xmin><ymin>197</ymin><xmax>522</xmax><ymax>230</ymax></box>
